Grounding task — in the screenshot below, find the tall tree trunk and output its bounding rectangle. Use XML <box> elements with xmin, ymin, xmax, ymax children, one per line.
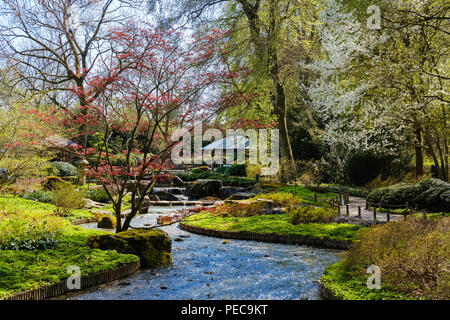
<box><xmin>415</xmin><ymin>127</ymin><xmax>424</xmax><ymax>177</ymax></box>
<box><xmin>423</xmin><ymin>131</ymin><xmax>443</xmax><ymax>179</ymax></box>
<box><xmin>270</xmin><ymin>59</ymin><xmax>296</xmax><ymax>177</ymax></box>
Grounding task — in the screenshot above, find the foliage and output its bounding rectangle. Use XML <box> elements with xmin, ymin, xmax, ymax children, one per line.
<box><xmin>22</xmin><ymin>190</ymin><xmax>53</xmax><ymax>204</ymax></box>
<box><xmin>10</xmin><ymin>177</ymin><xmax>44</xmax><ymax>194</ymax></box>
<box><xmin>52</xmin><ymin>184</ymin><xmax>85</xmax><ymax>217</ymax></box>
<box><xmin>367</xmin><ymin>178</ymin><xmax>450</xmax><ymax>212</ymax></box>
<box><xmin>213</xmin><ymin>201</ymin><xmax>272</xmax><ymax>218</ymax></box>
<box><xmin>0</xmin><ymin>196</ymin><xmax>94</xmax><ymax>224</ymax></box>
<box><xmin>309</xmin><ymin>0</ymin><xmax>449</xmax><ymax>183</ymax></box>
<box><xmin>224</xmin><ymin>164</ymin><xmax>246</xmax><ymax>177</ymax></box>
<box><xmin>321</xmin><ymin>262</ymin><xmax>414</xmax><ymax>300</ymax></box>
<box><xmin>41</xmin><ymin>176</ymin><xmax>68</xmax><ymax>191</ymax></box>
<box><xmin>178</xmin><ymin>171</ymin><xmax>257</xmax><ymax>187</ymax></box>
<box><xmin>287</xmin><ymin>206</ymin><xmax>338</xmax><ymax>224</ymax></box>
<box><xmin>341</xmin><ymin>217</ymin><xmax>450</xmax><ymax>300</ymax></box>
<box><xmin>307</xmin><ymin>185</ymin><xmax>368</xmax><ymax>198</ymax></box>
<box><xmin>214</xmin><ymin>166</ymin><xmax>228</xmax><ymax>174</ymax></box>
<box><xmin>0</xmin><ymin>85</ymin><xmax>56</xmax><ymax>190</ymax></box>
<box><xmin>278</xmin><ymin>185</ymin><xmax>337</xmax><ymax>206</ymax></box>
<box><xmin>297</xmin><ymin>160</ymin><xmax>323</xmax><ymax>186</ymax></box>
<box><xmin>85</xmin><ymin>188</ymin><xmax>111</xmax><ymax>204</ymax></box>
<box><xmin>109</xmin><ymin>153</ymin><xmax>143</xmax><ymax>167</ymax></box>
<box><xmin>50</xmin><ymin>161</ymin><xmax>78</xmax><ymax>177</ymax></box>
<box><xmin>246</xmin><ymin>164</ymin><xmax>261</xmax><ymax>179</ymax></box>
<box><xmin>0</xmin><ymin>211</ymin><xmax>64</xmax><ymax>250</ymax></box>
<box><xmin>182</xmin><ymin>212</ymin><xmax>363</xmax><ymax>242</ymax></box>
<box><xmin>249</xmin><ymin>192</ymin><xmax>300</xmax><ymax>208</ymax></box>
<box><xmin>0</xmin><ymin>225</ymin><xmax>138</xmax><ymax>299</ymax></box>
<box><xmin>97</xmin><ymin>215</ymin><xmax>116</xmax><ymax>229</ymax></box>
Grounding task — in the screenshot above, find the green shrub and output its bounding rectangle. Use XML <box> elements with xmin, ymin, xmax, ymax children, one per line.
<box><xmin>367</xmin><ymin>178</ymin><xmax>450</xmax><ymax>212</ymax></box>
<box><xmin>41</xmin><ymin>176</ymin><xmax>68</xmax><ymax>190</ymax></box>
<box><xmin>52</xmin><ymin>184</ymin><xmax>85</xmax><ymax>216</ymax></box>
<box><xmin>215</xmin><ymin>166</ymin><xmax>228</xmax><ymax>174</ymax></box>
<box><xmin>287</xmin><ymin>206</ymin><xmax>337</xmax><ymax>224</ymax></box>
<box><xmin>308</xmin><ymin>185</ymin><xmax>368</xmax><ymax>197</ymax></box>
<box><xmin>342</xmin><ymin>217</ymin><xmax>449</xmax><ymax>300</ymax></box>
<box><xmin>178</xmin><ymin>171</ymin><xmax>257</xmax><ymax>188</ymax></box>
<box><xmin>50</xmin><ymin>161</ymin><xmax>78</xmax><ymax>177</ymax></box>
<box><xmin>214</xmin><ymin>201</ymin><xmax>271</xmax><ymax>218</ymax></box>
<box><xmin>191</xmin><ymin>166</ymin><xmax>210</xmax><ymax>174</ymax></box>
<box><xmin>250</xmin><ymin>192</ymin><xmax>300</xmax><ymax>207</ymax></box>
<box><xmin>22</xmin><ymin>190</ymin><xmax>53</xmax><ymax>203</ymax></box>
<box><xmin>0</xmin><ymin>212</ymin><xmax>64</xmax><ymax>250</ymax></box>
<box><xmin>110</xmin><ymin>153</ymin><xmax>142</xmax><ymax>167</ymax></box>
<box><xmin>85</xmin><ymin>188</ymin><xmax>111</xmax><ymax>203</ymax></box>
<box><xmin>225</xmin><ymin>164</ymin><xmax>246</xmax><ymax>177</ymax></box>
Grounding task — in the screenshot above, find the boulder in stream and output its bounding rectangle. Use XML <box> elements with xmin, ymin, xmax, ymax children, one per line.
<box><xmin>186</xmin><ymin>179</ymin><xmax>223</xmax><ymax>199</ymax></box>
<box><xmin>88</xmin><ymin>229</ymin><xmax>172</xmax><ymax>268</ymax></box>
<box><xmin>217</xmin><ymin>186</ymin><xmax>245</xmax><ymax>199</ymax></box>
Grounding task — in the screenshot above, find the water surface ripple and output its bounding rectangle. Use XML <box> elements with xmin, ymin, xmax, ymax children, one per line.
<box><xmin>70</xmin><ymin>207</ymin><xmax>340</xmax><ymax>300</ymax></box>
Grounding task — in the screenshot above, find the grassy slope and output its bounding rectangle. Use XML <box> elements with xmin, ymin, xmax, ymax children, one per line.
<box><xmin>0</xmin><ymin>196</ymin><xmax>138</xmax><ymax>299</ymax></box>
<box><xmin>182</xmin><ymin>213</ymin><xmax>364</xmax><ymax>242</ymax></box>
<box><xmin>0</xmin><ymin>196</ymin><xmax>96</xmax><ymax>222</ymax></box>
<box><xmin>321</xmin><ymin>262</ymin><xmax>415</xmax><ymax>300</ymax></box>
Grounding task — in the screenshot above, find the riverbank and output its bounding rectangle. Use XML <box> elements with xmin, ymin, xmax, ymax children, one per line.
<box><xmin>0</xmin><ymin>225</ymin><xmax>140</xmax><ymax>300</ymax></box>
<box><xmin>69</xmin><ymin>210</ymin><xmax>341</xmax><ymax>300</ymax></box>
<box><xmin>0</xmin><ymin>196</ymin><xmax>140</xmax><ymax>300</ymax></box>
<box><xmin>181</xmin><ymin>213</ymin><xmax>364</xmax><ymax>249</ymax></box>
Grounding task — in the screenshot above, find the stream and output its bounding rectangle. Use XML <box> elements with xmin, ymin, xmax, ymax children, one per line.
<box><xmin>68</xmin><ymin>206</ymin><xmax>340</xmax><ymax>300</ymax></box>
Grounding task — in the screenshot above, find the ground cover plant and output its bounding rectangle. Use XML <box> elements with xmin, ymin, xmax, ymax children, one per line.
<box><xmin>323</xmin><ymin>217</ymin><xmax>450</xmax><ymax>300</ymax></box>
<box><xmin>0</xmin><ymin>196</ymin><xmax>95</xmax><ymax>223</ymax></box>
<box><xmin>0</xmin><ymin>199</ymin><xmax>138</xmax><ymax>299</ymax></box>
<box><xmin>182</xmin><ymin>212</ymin><xmax>363</xmax><ymax>242</ymax></box>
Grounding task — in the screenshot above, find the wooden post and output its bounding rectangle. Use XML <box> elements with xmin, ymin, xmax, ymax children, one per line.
<box><xmin>337</xmin><ymin>203</ymin><xmax>341</xmax><ymax>215</ymax></box>
<box><xmin>387</xmin><ymin>209</ymin><xmax>390</xmax><ymax>222</ymax></box>
<box><xmin>358</xmin><ymin>206</ymin><xmax>361</xmax><ymax>219</ymax></box>
<box><xmin>346</xmin><ymin>204</ymin><xmax>349</xmax><ymax>216</ymax></box>
<box><xmin>366</xmin><ymin>200</ymin><xmax>369</xmax><ymax>210</ymax></box>
<box><xmin>314</xmin><ymin>193</ymin><xmax>317</xmax><ymax>202</ymax></box>
<box><xmin>373</xmin><ymin>206</ymin><xmax>377</xmax><ymax>220</ymax></box>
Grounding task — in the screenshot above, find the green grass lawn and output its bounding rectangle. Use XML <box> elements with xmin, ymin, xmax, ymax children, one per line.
<box><xmin>0</xmin><ymin>196</ymin><xmax>96</xmax><ymax>222</ymax></box>
<box><xmin>277</xmin><ymin>185</ymin><xmax>337</xmax><ymax>207</ymax></box>
<box><xmin>321</xmin><ymin>262</ymin><xmax>415</xmax><ymax>300</ymax></box>
<box><xmin>182</xmin><ymin>212</ymin><xmax>364</xmax><ymax>242</ymax></box>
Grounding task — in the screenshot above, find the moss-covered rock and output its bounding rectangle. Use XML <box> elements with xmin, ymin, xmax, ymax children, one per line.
<box><xmin>41</xmin><ymin>176</ymin><xmax>69</xmax><ymax>190</ymax></box>
<box><xmin>97</xmin><ymin>215</ymin><xmax>116</xmax><ymax>229</ymax></box>
<box><xmin>88</xmin><ymin>229</ymin><xmax>172</xmax><ymax>268</ymax></box>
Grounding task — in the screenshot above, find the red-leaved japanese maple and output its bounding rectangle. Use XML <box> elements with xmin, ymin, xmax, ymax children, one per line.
<box><xmin>57</xmin><ymin>25</ymin><xmax>249</xmax><ymax>232</ymax></box>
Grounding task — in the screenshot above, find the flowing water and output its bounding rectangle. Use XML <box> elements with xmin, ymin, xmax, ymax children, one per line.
<box><xmin>68</xmin><ymin>206</ymin><xmax>340</xmax><ymax>300</ymax></box>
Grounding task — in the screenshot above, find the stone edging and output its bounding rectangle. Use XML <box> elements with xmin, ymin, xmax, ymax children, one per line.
<box><xmin>4</xmin><ymin>261</ymin><xmax>140</xmax><ymax>300</ymax></box>
<box><xmin>179</xmin><ymin>223</ymin><xmax>352</xmax><ymax>250</ymax></box>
